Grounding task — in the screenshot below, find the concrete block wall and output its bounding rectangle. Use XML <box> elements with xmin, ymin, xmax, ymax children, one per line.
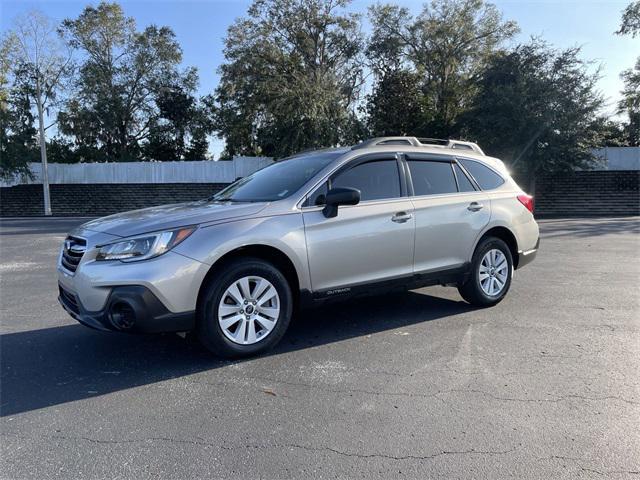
<box><xmin>1</xmin><ymin>171</ymin><xmax>638</xmax><ymax>218</ymax></box>
<box><xmin>0</xmin><ymin>183</ymin><xmax>227</xmax><ymax>217</ymax></box>
<box><xmin>535</xmin><ymin>171</ymin><xmax>639</xmax><ymax>217</ymax></box>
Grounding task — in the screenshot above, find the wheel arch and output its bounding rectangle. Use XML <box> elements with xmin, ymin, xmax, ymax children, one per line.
<box><xmin>196</xmin><ymin>244</ymin><xmax>301</xmax><ymax>313</ymax></box>
<box><xmin>475</xmin><ymin>226</ymin><xmax>520</xmax><ymax>269</ymax></box>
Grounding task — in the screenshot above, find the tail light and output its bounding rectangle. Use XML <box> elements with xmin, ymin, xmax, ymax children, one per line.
<box><xmin>517</xmin><ymin>194</ymin><xmax>534</xmax><ymax>213</ymax></box>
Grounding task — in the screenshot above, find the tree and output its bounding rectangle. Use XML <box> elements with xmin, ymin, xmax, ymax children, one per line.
<box><xmin>2</xmin><ymin>11</ymin><xmax>72</xmax><ymax>214</ymax></box>
<box><xmin>462</xmin><ymin>40</ymin><xmax>604</xmax><ymax>191</ymax></box>
<box><xmin>212</xmin><ymin>0</ymin><xmax>364</xmax><ymax>158</ymax></box>
<box><xmin>367</xmin><ymin>0</ymin><xmax>518</xmax><ymax>137</ymax></box>
<box><xmin>0</xmin><ymin>36</ymin><xmax>9</xmax><ymax>106</ymax></box>
<box><xmin>617</xmin><ymin>1</ymin><xmax>640</xmax><ymax>37</ymax></box>
<box><xmin>591</xmin><ymin>118</ymin><xmax>634</xmax><ymax>147</ymax></box>
<box><xmin>0</xmin><ymin>60</ymin><xmax>39</xmax><ymax>180</ymax></box>
<box><xmin>364</xmin><ymin>69</ymin><xmax>425</xmax><ymax>136</ymax></box>
<box><xmin>619</xmin><ymin>59</ymin><xmax>640</xmax><ymax>146</ymax></box>
<box><xmin>59</xmin><ymin>2</ymin><xmax>184</xmax><ymax>161</ymax></box>
<box><xmin>142</xmin><ymin>68</ymin><xmax>214</xmax><ymax>160</ymax></box>
<box><xmin>616</xmin><ymin>2</ymin><xmax>640</xmax><ymax>146</ymax></box>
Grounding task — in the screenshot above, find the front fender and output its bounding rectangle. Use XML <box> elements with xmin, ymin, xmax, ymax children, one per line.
<box><xmin>172</xmin><ymin>213</ymin><xmax>311</xmax><ymax>291</ymax></box>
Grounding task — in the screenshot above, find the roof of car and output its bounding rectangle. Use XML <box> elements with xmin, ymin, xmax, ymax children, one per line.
<box><xmin>343</xmin><ymin>138</ymin><xmax>507</xmax><ymax>173</ymax></box>
<box><xmin>281</xmin><ymin>138</ymin><xmax>506</xmax><ymax>174</ymax></box>
<box><xmin>352</xmin><ymin>136</ymin><xmax>485</xmax><ymax>155</ymax></box>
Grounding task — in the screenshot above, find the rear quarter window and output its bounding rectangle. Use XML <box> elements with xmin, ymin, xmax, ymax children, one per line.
<box><xmin>458</xmin><ymin>158</ymin><xmax>505</xmax><ymax>190</ymax></box>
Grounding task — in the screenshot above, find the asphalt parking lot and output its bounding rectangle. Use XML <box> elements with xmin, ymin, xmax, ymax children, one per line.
<box><xmin>1</xmin><ymin>216</ymin><xmax>639</xmax><ymax>479</ymax></box>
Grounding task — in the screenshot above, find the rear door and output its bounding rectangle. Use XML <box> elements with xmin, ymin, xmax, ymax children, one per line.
<box><xmin>404</xmin><ymin>153</ymin><xmax>491</xmax><ymax>273</ymax></box>
<box><xmin>302</xmin><ymin>154</ymin><xmax>415</xmax><ymax>292</ymax></box>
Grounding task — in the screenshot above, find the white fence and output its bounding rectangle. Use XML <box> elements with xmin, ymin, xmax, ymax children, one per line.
<box><xmin>1</xmin><ymin>156</ymin><xmax>274</xmax><ymax>187</ymax></box>
<box><xmin>4</xmin><ymin>147</ymin><xmax>638</xmax><ymax>187</ymax></box>
<box><xmin>592</xmin><ymin>147</ymin><xmax>640</xmax><ymax>170</ymax></box>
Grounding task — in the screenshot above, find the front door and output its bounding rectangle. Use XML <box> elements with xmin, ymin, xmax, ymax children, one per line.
<box><xmin>302</xmin><ymin>155</ymin><xmax>415</xmax><ymax>292</ymax></box>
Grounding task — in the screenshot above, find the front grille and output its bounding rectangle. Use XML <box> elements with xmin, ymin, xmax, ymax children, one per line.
<box><xmin>61</xmin><ymin>236</ymin><xmax>86</xmax><ymax>273</ymax></box>
<box><xmin>59</xmin><ymin>286</ymin><xmax>80</xmax><ymax>315</ymax></box>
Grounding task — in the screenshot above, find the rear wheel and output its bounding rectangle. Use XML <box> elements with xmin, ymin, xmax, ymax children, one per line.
<box><xmin>197</xmin><ymin>258</ymin><xmax>293</xmax><ymax>358</ymax></box>
<box><xmin>458</xmin><ymin>237</ymin><xmax>513</xmax><ymax>307</ymax></box>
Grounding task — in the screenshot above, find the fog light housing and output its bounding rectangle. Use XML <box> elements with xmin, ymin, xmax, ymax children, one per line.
<box><xmin>109</xmin><ymin>302</ymin><xmax>136</xmax><ymax>330</ymax></box>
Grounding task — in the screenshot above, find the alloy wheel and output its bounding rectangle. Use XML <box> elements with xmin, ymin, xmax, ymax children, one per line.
<box><xmin>218</xmin><ymin>276</ymin><xmax>280</xmax><ymax>345</ymax></box>
<box><xmin>479</xmin><ymin>249</ymin><xmax>509</xmax><ymax>296</ymax></box>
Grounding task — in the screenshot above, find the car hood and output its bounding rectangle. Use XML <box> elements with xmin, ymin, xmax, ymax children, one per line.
<box><xmin>79</xmin><ymin>200</ymin><xmax>269</xmax><ymax>238</ymax></box>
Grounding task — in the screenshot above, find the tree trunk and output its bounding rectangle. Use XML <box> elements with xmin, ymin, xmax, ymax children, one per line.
<box><xmin>36</xmin><ymin>76</ymin><xmax>52</xmax><ymax>216</ymax></box>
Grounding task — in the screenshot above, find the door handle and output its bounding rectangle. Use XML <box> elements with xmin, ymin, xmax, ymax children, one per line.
<box><xmin>392</xmin><ymin>212</ymin><xmax>413</xmax><ymax>223</ymax></box>
<box><xmin>467</xmin><ymin>202</ymin><xmax>484</xmax><ymax>212</ymax></box>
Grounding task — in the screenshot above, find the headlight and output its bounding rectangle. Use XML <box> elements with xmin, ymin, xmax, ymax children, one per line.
<box><xmin>96</xmin><ymin>226</ymin><xmax>196</xmax><ymax>262</ymax></box>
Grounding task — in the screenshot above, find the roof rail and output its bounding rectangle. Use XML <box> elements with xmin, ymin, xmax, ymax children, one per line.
<box><xmin>352</xmin><ymin>136</ymin><xmax>484</xmax><ymax>155</ymax></box>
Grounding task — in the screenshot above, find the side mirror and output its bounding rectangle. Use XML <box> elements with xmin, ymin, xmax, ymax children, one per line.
<box><xmin>322</xmin><ymin>187</ymin><xmax>360</xmax><ymax>218</ymax></box>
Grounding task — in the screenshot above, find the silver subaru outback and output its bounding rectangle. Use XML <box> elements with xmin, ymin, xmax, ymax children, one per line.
<box><xmin>58</xmin><ymin>137</ymin><xmax>539</xmax><ymax>357</ymax></box>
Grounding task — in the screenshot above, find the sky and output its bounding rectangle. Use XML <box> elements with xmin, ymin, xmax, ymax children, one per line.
<box><xmin>1</xmin><ymin>0</ymin><xmax>637</xmax><ymax>158</ymax></box>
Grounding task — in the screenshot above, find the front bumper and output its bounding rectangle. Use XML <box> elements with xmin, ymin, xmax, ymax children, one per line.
<box><xmin>58</xmin><ymin>283</ymin><xmax>195</xmax><ymax>333</ymax></box>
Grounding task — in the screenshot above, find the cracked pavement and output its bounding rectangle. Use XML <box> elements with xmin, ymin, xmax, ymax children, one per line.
<box><xmin>1</xmin><ymin>216</ymin><xmax>639</xmax><ymax>479</ymax></box>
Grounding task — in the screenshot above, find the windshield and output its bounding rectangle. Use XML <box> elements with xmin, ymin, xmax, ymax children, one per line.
<box><xmin>212</xmin><ymin>151</ymin><xmax>343</xmax><ymax>202</ymax></box>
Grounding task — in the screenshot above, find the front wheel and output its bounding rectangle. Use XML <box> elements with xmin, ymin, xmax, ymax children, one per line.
<box><xmin>458</xmin><ymin>237</ymin><xmax>513</xmax><ymax>307</ymax></box>
<box><xmin>197</xmin><ymin>258</ymin><xmax>293</xmax><ymax>358</ymax></box>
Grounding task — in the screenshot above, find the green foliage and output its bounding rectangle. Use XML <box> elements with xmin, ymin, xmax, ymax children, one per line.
<box><xmin>617</xmin><ymin>1</ymin><xmax>640</xmax><ymax>37</ymax></box>
<box><xmin>591</xmin><ymin>119</ymin><xmax>634</xmax><ymax>147</ymax></box>
<box><xmin>1</xmin><ymin>11</ymin><xmax>72</xmax><ymax>179</ymax></box>
<box><xmin>0</xmin><ymin>79</ymin><xmax>39</xmax><ymax>180</ymax></box>
<box><xmin>462</xmin><ymin>40</ymin><xmax>605</xmax><ymax>188</ymax></box>
<box><xmin>617</xmin><ymin>2</ymin><xmax>640</xmax><ymax>146</ymax></box>
<box><xmin>1</xmin><ymin>0</ymin><xmax>633</xmax><ymax>170</ymax></box>
<box><xmin>0</xmin><ymin>34</ymin><xmax>12</xmax><ymax>105</ymax></box>
<box><xmin>619</xmin><ymin>58</ymin><xmax>640</xmax><ymax>146</ymax></box>
<box><xmin>213</xmin><ymin>0</ymin><xmax>364</xmax><ymax>158</ymax></box>
<box><xmin>142</xmin><ymin>68</ymin><xmax>214</xmax><ymax>160</ymax></box>
<box><xmin>1</xmin><ymin>35</ymin><xmax>34</xmax><ymax>180</ymax></box>
<box><xmin>364</xmin><ymin>70</ymin><xmax>425</xmax><ymax>136</ymax></box>
<box><xmin>367</xmin><ymin>0</ymin><xmax>518</xmax><ymax>137</ymax></box>
<box><xmin>58</xmin><ymin>2</ymin><xmax>190</xmax><ymax>161</ymax></box>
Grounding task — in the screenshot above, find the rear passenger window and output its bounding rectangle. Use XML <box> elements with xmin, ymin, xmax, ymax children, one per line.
<box><xmin>407</xmin><ymin>160</ymin><xmax>457</xmax><ymax>196</ymax></box>
<box><xmin>454</xmin><ymin>164</ymin><xmax>476</xmax><ymax>192</ymax></box>
<box><xmin>459</xmin><ymin>159</ymin><xmax>504</xmax><ymax>190</ymax></box>
<box><xmin>332</xmin><ymin>159</ymin><xmax>401</xmax><ymax>201</ymax></box>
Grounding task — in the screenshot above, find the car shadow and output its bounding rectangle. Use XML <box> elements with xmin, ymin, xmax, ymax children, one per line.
<box><xmin>0</xmin><ymin>291</ymin><xmax>472</xmax><ymax>417</ymax></box>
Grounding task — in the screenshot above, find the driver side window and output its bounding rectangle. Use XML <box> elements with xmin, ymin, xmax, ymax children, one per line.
<box><xmin>304</xmin><ymin>158</ymin><xmax>401</xmax><ymax>207</ymax></box>
<box><xmin>332</xmin><ymin>159</ymin><xmax>401</xmax><ymax>202</ymax></box>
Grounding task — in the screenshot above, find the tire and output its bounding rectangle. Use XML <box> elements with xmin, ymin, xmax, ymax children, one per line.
<box><xmin>458</xmin><ymin>237</ymin><xmax>513</xmax><ymax>307</ymax></box>
<box><xmin>197</xmin><ymin>257</ymin><xmax>293</xmax><ymax>358</ymax></box>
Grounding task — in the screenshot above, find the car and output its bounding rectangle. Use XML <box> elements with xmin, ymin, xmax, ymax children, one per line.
<box><xmin>57</xmin><ymin>136</ymin><xmax>539</xmax><ymax>358</ymax></box>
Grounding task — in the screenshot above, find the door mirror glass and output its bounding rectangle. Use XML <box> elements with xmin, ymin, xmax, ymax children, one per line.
<box><xmin>322</xmin><ymin>187</ymin><xmax>360</xmax><ymax>218</ymax></box>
